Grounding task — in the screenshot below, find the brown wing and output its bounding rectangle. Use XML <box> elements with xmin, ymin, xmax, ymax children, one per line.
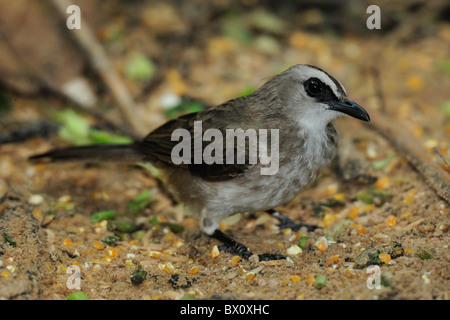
<box><xmin>136</xmin><ymin>100</ymin><xmax>255</xmax><ymax>181</ymax></box>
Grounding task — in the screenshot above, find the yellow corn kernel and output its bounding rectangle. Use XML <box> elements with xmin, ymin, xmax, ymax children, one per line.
<box><xmin>406</xmin><ymin>75</ymin><xmax>423</xmax><ymax>91</ymax></box>
<box><xmin>286</xmin><ymin>244</ymin><xmax>302</xmax><ymax>255</ymax></box>
<box><xmin>291</xmin><ymin>275</ymin><xmax>301</xmax><ymax>282</ymax></box>
<box><xmin>386</xmin><ymin>215</ymin><xmax>397</xmax><ymax>227</ymax></box>
<box><xmin>172</xmin><ymin>239</ymin><xmax>184</xmax><ymax>248</ymax></box>
<box><xmin>327</xmin><ymin>184</ymin><xmax>338</xmax><ymax>195</ymax></box>
<box><xmin>93</xmin><ymin>241</ymin><xmax>105</xmax><ymax>250</ymax></box>
<box><xmin>412</xmin><ymin>126</ymin><xmax>423</xmax><ymax>137</ymax></box>
<box><xmin>128</xmin><ymin>240</ymin><xmax>139</xmax><ymax>245</ymax></box>
<box><xmin>149</xmin><ymin>251</ymin><xmax>161</xmax><ymax>259</ymax></box>
<box><xmin>93</xmin><ymin>264</ymin><xmax>102</xmax><ymax>272</ymax></box>
<box><xmin>63</xmin><ymin>239</ymin><xmax>74</xmax><ymax>247</ymax></box>
<box><xmin>375</xmin><ymin>177</ymin><xmax>390</xmax><ymax>190</ymax></box>
<box><xmin>162</xmin><ymin>249</ymin><xmax>174</xmax><ymax>256</ymax></box>
<box><xmin>305</xmin><ymin>274</ymin><xmax>315</xmax><ymax>286</ymax></box>
<box><xmin>401</xmin><ymin>211</ymin><xmax>411</xmax><ymax>218</ymax></box>
<box><xmin>189</xmin><ymin>266</ymin><xmax>199</xmax><ymax>275</ymax></box>
<box><xmin>334</xmin><ymin>193</ymin><xmax>344</xmax><ymax>201</ymax></box>
<box><xmin>379</xmin><ymin>253</ymin><xmax>391</xmax><ymax>264</ymax></box>
<box><xmin>164</xmin><ymin>262</ymin><xmax>175</xmax><ymax>273</ymax></box>
<box><xmin>404</xmin><ymin>197</ymin><xmax>412</xmax><ymax>204</ymax></box>
<box><xmin>323</xmin><ymin>213</ymin><xmax>338</xmax><ymax>229</ymax></box>
<box><xmin>162</xmin><ymin>232</ymin><xmax>177</xmax><ymax>243</ymax></box>
<box><xmin>348</xmin><ymin>207</ymin><xmax>360</xmax><ymax>220</ymax></box>
<box><xmin>231</xmin><ymin>256</ymin><xmax>241</xmax><ymax>264</ymax></box>
<box><xmin>211</xmin><ymin>245</ymin><xmax>220</xmax><ymax>258</ymax></box>
<box><xmin>327</xmin><ymin>255</ymin><xmax>340</xmax><ymax>265</ymax></box>
<box><xmin>32</xmin><ymin>210</ymin><xmax>41</xmax><ymax>219</ymax></box>
<box><xmin>345</xmin><ymin>268</ymin><xmax>356</xmax><ymax>276</ymax></box>
<box><xmin>246</xmin><ymin>272</ymin><xmax>255</xmax><ymax>280</ymax></box>
<box><xmin>314</xmin><ymin>237</ymin><xmax>328</xmax><ymax>252</ymax></box>
<box><xmin>125</xmin><ymin>260</ymin><xmax>135</xmax><ymax>267</ymax></box>
<box><xmin>106</xmin><ymin>247</ymin><xmax>118</xmax><ymax>258</ymax></box>
<box><xmin>352</xmin><ymin>224</ymin><xmax>366</xmax><ymax>234</ymax></box>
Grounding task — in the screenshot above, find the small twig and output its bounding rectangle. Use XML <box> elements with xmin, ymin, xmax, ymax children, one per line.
<box><xmin>368</xmin><ymin>67</ymin><xmax>449</xmax><ymax>203</ymax></box>
<box><xmin>433</xmin><ymin>147</ymin><xmax>450</xmax><ymax>170</ymax></box>
<box><xmin>370</xmin><ymin>66</ymin><xmax>386</xmax><ymax>113</ymax></box>
<box><xmin>0</xmin><ymin>22</ymin><xmax>141</xmax><ymax>141</ymax></box>
<box><xmin>365</xmin><ymin>108</ymin><xmax>450</xmax><ymax>204</ymax></box>
<box><xmin>49</xmin><ymin>0</ymin><xmax>148</xmax><ymax>136</ymax></box>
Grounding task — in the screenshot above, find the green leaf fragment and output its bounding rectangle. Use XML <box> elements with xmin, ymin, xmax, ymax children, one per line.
<box><xmin>180</xmin><ymin>294</ymin><xmax>198</xmax><ymax>300</ymax></box>
<box><xmin>54</xmin><ymin>109</ymin><xmax>90</xmax><ymax>145</ymax></box>
<box><xmin>3</xmin><ymin>233</ymin><xmax>16</xmax><ymax>247</ymax></box>
<box><xmin>128</xmin><ymin>190</ymin><xmax>154</xmax><ymax>214</ymax></box>
<box><xmin>164</xmin><ymin>101</ymin><xmax>205</xmax><ymax>118</ymax></box>
<box><xmin>131</xmin><ymin>269</ymin><xmax>147</xmax><ymax>285</ymax></box>
<box><xmin>54</xmin><ymin>109</ymin><xmax>131</xmax><ymax>146</ymax></box>
<box><xmin>88</xmin><ymin>129</ymin><xmax>133</xmax><ymax>144</ymax></box>
<box><xmin>356</xmin><ymin>188</ymin><xmax>391</xmax><ymax>205</ymax></box>
<box><xmin>315</xmin><ymin>274</ymin><xmax>326</xmax><ymax>289</ymax></box>
<box><xmin>441</xmin><ymin>101</ymin><xmax>450</xmax><ymax>118</ymax></box>
<box><xmin>371</xmin><ymin>154</ymin><xmax>395</xmax><ymax>170</ymax></box>
<box><xmin>416</xmin><ymin>249</ymin><xmax>433</xmax><ymax>260</ymax></box>
<box><xmin>298</xmin><ymin>236</ymin><xmax>312</xmax><ymax>250</ymax></box>
<box><xmin>110</xmin><ymin>219</ymin><xmax>137</xmax><ymax>233</ymax></box>
<box><xmin>101</xmin><ymin>235</ymin><xmax>121</xmax><ymax>246</ymax></box>
<box><xmin>148</xmin><ymin>216</ymin><xmax>159</xmax><ymax>225</ymax></box>
<box><xmin>91</xmin><ymin>210</ymin><xmax>117</xmax><ymax>223</ymax></box>
<box><xmin>67</xmin><ymin>291</ymin><xmax>89</xmax><ymax>300</ymax></box>
<box><xmin>167</xmin><ymin>223</ymin><xmax>185</xmax><ymax>234</ymax></box>
<box><xmin>125</xmin><ymin>52</ymin><xmax>155</xmax><ymax>81</ymax></box>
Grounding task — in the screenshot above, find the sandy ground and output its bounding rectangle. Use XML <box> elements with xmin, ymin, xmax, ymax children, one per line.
<box><xmin>0</xmin><ymin>0</ymin><xmax>448</xmax><ymax>301</ymax></box>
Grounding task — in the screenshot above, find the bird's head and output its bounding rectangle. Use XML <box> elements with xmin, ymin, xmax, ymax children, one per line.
<box><xmin>267</xmin><ymin>64</ymin><xmax>370</xmax><ymax>129</ymax></box>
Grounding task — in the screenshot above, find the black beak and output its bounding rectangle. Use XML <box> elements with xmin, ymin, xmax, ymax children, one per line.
<box><xmin>328</xmin><ymin>99</ymin><xmax>370</xmax><ymax>122</ymax></box>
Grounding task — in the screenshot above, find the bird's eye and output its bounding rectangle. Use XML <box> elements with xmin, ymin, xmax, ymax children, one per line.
<box><xmin>304</xmin><ymin>78</ymin><xmax>324</xmax><ymax>97</ymax></box>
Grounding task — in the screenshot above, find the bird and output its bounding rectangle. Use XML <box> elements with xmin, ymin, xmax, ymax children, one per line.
<box><xmin>30</xmin><ymin>64</ymin><xmax>370</xmax><ymax>261</ymax></box>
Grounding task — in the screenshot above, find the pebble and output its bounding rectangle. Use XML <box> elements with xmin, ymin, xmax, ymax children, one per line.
<box><xmin>28</xmin><ymin>194</ymin><xmax>44</xmax><ymax>205</ymax></box>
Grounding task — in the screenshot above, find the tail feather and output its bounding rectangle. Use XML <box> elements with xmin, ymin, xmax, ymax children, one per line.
<box><xmin>29</xmin><ymin>144</ymin><xmax>144</xmax><ymax>163</ymax></box>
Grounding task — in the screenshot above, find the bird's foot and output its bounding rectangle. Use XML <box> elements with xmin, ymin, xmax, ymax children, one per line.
<box><xmin>211</xmin><ymin>229</ymin><xmax>286</xmax><ymax>262</ymax></box>
<box><xmin>266</xmin><ymin>209</ymin><xmax>320</xmax><ymax>232</ymax></box>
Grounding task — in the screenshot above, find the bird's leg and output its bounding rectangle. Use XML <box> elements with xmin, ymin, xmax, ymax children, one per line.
<box><xmin>266</xmin><ymin>209</ymin><xmax>320</xmax><ymax>232</ymax></box>
<box><xmin>211</xmin><ymin>229</ymin><xmax>286</xmax><ymax>262</ymax></box>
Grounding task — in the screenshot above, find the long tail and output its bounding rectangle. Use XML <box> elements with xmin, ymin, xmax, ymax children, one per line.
<box><xmin>29</xmin><ymin>143</ymin><xmax>145</xmax><ymax>163</ymax></box>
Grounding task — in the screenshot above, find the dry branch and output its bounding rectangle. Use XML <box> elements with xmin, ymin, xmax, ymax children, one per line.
<box><xmin>366</xmin><ymin>107</ymin><xmax>450</xmax><ymax>203</ymax></box>
<box><xmin>49</xmin><ymin>0</ymin><xmax>148</xmax><ymax>137</ymax></box>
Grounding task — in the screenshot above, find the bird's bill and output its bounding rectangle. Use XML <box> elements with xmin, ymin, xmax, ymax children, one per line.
<box><xmin>328</xmin><ymin>99</ymin><xmax>370</xmax><ymax>122</ymax></box>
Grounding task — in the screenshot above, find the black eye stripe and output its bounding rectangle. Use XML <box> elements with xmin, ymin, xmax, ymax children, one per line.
<box><xmin>304</xmin><ymin>78</ymin><xmax>324</xmax><ymax>96</ymax></box>
<box><xmin>305</xmin><ymin>65</ymin><xmax>346</xmax><ymax>97</ymax></box>
<box><xmin>304</xmin><ymin>77</ymin><xmax>339</xmax><ymax>102</ymax></box>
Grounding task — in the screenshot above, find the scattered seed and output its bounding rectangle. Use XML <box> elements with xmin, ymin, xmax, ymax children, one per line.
<box><xmin>291</xmin><ymin>275</ymin><xmax>301</xmax><ymax>282</ymax></box>
<box><xmin>379</xmin><ymin>253</ymin><xmax>391</xmax><ymax>264</ymax></box>
<box><xmin>286</xmin><ymin>244</ymin><xmax>302</xmax><ymax>255</ymax></box>
<box><xmin>131</xmin><ymin>269</ymin><xmax>147</xmax><ymax>285</ymax></box>
<box><xmin>211</xmin><ymin>245</ymin><xmax>220</xmax><ymax>258</ymax></box>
